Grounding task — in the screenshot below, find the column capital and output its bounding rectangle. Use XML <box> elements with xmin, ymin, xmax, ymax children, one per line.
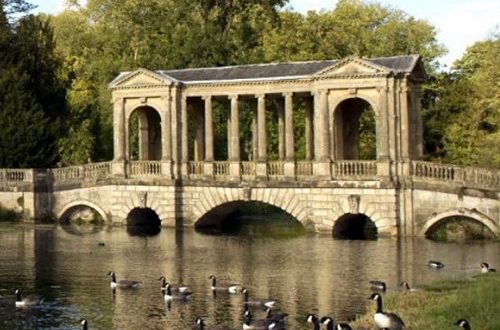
<box><xmin>255</xmin><ymin>93</ymin><xmax>266</xmax><ymax>99</ymax></box>
<box><xmin>202</xmin><ymin>94</ymin><xmax>212</xmax><ymax>101</ymax></box>
<box><xmin>228</xmin><ymin>94</ymin><xmax>239</xmax><ymax>100</ymax></box>
<box><xmin>112</xmin><ymin>96</ymin><xmax>124</xmax><ymax>104</ymax></box>
<box><xmin>282</xmin><ymin>92</ymin><xmax>293</xmax><ymax>98</ymax></box>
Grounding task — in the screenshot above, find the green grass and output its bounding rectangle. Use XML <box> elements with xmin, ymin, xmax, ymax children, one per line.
<box><xmin>350</xmin><ymin>273</ymin><xmax>499</xmax><ymax>330</ymax></box>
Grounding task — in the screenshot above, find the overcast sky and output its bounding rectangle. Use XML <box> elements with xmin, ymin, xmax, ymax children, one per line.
<box><xmin>30</xmin><ymin>0</ymin><xmax>499</xmax><ymax>68</ymax></box>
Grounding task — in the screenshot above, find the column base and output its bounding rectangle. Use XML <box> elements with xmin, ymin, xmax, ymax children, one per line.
<box><xmin>112</xmin><ymin>161</ymin><xmax>126</xmax><ymax>178</ymax></box>
<box><xmin>180</xmin><ymin>162</ymin><xmax>189</xmax><ymax>178</ymax></box>
<box><xmin>229</xmin><ymin>162</ymin><xmax>241</xmax><ymax>181</ymax></box>
<box><xmin>284</xmin><ymin>161</ymin><xmax>295</xmax><ymax>179</ymax></box>
<box><xmin>255</xmin><ymin>162</ymin><xmax>268</xmax><ymax>180</ymax></box>
<box><xmin>203</xmin><ymin>162</ymin><xmax>214</xmax><ymax>177</ymax></box>
<box><xmin>161</xmin><ymin>160</ymin><xmax>173</xmax><ymax>179</ymax></box>
<box><xmin>313</xmin><ymin>162</ymin><xmax>331</xmax><ymax>180</ymax></box>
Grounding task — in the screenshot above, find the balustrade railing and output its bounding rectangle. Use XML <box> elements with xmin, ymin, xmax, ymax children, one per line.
<box><xmin>241</xmin><ymin>162</ymin><xmax>256</xmax><ymax>176</ymax></box>
<box><xmin>412</xmin><ymin>161</ymin><xmax>500</xmax><ymax>188</ymax></box>
<box><xmin>0</xmin><ymin>169</ymin><xmax>32</xmax><ymax>182</ymax></box>
<box><xmin>128</xmin><ymin>161</ymin><xmax>162</xmax><ymax>177</ymax></box>
<box><xmin>213</xmin><ymin>161</ymin><xmax>229</xmax><ymax>177</ymax></box>
<box><xmin>267</xmin><ymin>161</ymin><xmax>284</xmax><ymax>176</ymax></box>
<box><xmin>51</xmin><ymin>166</ymin><xmax>82</xmax><ymax>183</ymax></box>
<box><xmin>83</xmin><ymin>162</ymin><xmax>112</xmax><ymax>180</ymax></box>
<box><xmin>296</xmin><ymin>161</ymin><xmax>313</xmax><ymax>176</ymax></box>
<box><xmin>188</xmin><ymin>162</ymin><xmax>203</xmax><ymax>176</ymax></box>
<box><xmin>332</xmin><ymin>160</ymin><xmax>377</xmax><ymax>178</ymax></box>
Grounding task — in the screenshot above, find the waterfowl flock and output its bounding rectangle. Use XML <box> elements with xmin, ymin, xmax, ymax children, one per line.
<box><xmin>11</xmin><ymin>260</ymin><xmax>496</xmax><ymax>329</ymax></box>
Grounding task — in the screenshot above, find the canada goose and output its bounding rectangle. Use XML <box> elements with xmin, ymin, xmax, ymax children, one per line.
<box><xmin>243</xmin><ymin>310</ymin><xmax>275</xmax><ymax>330</ymax></box>
<box><xmin>208</xmin><ymin>275</ymin><xmax>239</xmax><ymax>294</ymax></box>
<box><xmin>14</xmin><ymin>288</ymin><xmax>44</xmax><ymax>308</ymax></box>
<box><xmin>369</xmin><ymin>293</ymin><xmax>405</xmax><ymax>330</ymax></box>
<box><xmin>163</xmin><ymin>283</ymin><xmax>192</xmax><ymax>301</ymax></box>
<box><xmin>158</xmin><ymin>275</ymin><xmax>190</xmax><ymax>292</ymax></box>
<box><xmin>428</xmin><ymin>260</ymin><xmax>445</xmax><ymax>268</ymax></box>
<box><xmin>195</xmin><ymin>317</ymin><xmax>233</xmax><ymax>330</ymax></box>
<box><xmin>480</xmin><ymin>262</ymin><xmax>496</xmax><ymax>273</ymax></box>
<box><xmin>320</xmin><ymin>316</ymin><xmax>352</xmax><ymax>330</ymax></box>
<box><xmin>370</xmin><ymin>280</ymin><xmax>387</xmax><ymax>291</ymax></box>
<box><xmin>108</xmin><ymin>271</ymin><xmax>140</xmax><ymax>289</ymax></box>
<box><xmin>242</xmin><ymin>288</ymin><xmax>275</xmax><ymax>309</ymax></box>
<box><xmin>400</xmin><ymin>281</ymin><xmax>418</xmax><ymax>292</ymax></box>
<box><xmin>306</xmin><ymin>314</ymin><xmax>320</xmax><ymax>330</ymax></box>
<box><xmin>81</xmin><ymin>319</ymin><xmax>88</xmax><ymax>330</ymax></box>
<box><xmin>454</xmin><ymin>318</ymin><xmax>472</xmax><ymax>330</ymax></box>
<box><xmin>266</xmin><ymin>307</ymin><xmax>288</xmax><ymax>324</ymax></box>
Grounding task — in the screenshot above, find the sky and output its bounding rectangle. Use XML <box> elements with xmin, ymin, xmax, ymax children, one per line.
<box><xmin>29</xmin><ymin>0</ymin><xmax>499</xmax><ymax>68</ymax></box>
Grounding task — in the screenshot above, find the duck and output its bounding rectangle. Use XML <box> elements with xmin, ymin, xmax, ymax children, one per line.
<box><xmin>320</xmin><ymin>316</ymin><xmax>352</xmax><ymax>330</ymax></box>
<box><xmin>370</xmin><ymin>280</ymin><xmax>387</xmax><ymax>291</ymax></box>
<box><xmin>306</xmin><ymin>314</ymin><xmax>320</xmax><ymax>330</ymax></box>
<box><xmin>163</xmin><ymin>283</ymin><xmax>192</xmax><ymax>301</ymax></box>
<box><xmin>208</xmin><ymin>275</ymin><xmax>240</xmax><ymax>294</ymax></box>
<box><xmin>81</xmin><ymin>319</ymin><xmax>88</xmax><ymax>330</ymax></box>
<box><xmin>369</xmin><ymin>293</ymin><xmax>405</xmax><ymax>330</ymax></box>
<box><xmin>454</xmin><ymin>318</ymin><xmax>472</xmax><ymax>330</ymax></box>
<box><xmin>14</xmin><ymin>288</ymin><xmax>44</xmax><ymax>308</ymax></box>
<box><xmin>480</xmin><ymin>262</ymin><xmax>496</xmax><ymax>273</ymax></box>
<box><xmin>108</xmin><ymin>271</ymin><xmax>140</xmax><ymax>289</ymax></box>
<box><xmin>158</xmin><ymin>275</ymin><xmax>190</xmax><ymax>292</ymax></box>
<box><xmin>243</xmin><ymin>310</ymin><xmax>276</xmax><ymax>330</ymax></box>
<box><xmin>428</xmin><ymin>260</ymin><xmax>445</xmax><ymax>268</ymax></box>
<box><xmin>195</xmin><ymin>317</ymin><xmax>233</xmax><ymax>330</ymax></box>
<box><xmin>400</xmin><ymin>281</ymin><xmax>418</xmax><ymax>292</ymax></box>
<box><xmin>242</xmin><ymin>288</ymin><xmax>275</xmax><ymax>309</ymax></box>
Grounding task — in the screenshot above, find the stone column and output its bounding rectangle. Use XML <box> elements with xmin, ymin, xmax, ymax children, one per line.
<box><xmin>203</xmin><ymin>95</ymin><xmax>214</xmax><ymax>177</ymax></box>
<box><xmin>377</xmin><ymin>86</ymin><xmax>391</xmax><ymax>180</ymax></box>
<box><xmin>256</xmin><ymin>94</ymin><xmax>267</xmax><ymax>177</ymax></box>
<box><xmin>194</xmin><ymin>102</ymin><xmax>205</xmax><ymax>162</ymax></box>
<box><xmin>313</xmin><ymin>89</ymin><xmax>331</xmax><ymax>178</ymax></box>
<box><xmin>252</xmin><ymin>108</ymin><xmax>258</xmax><ymax>161</ymax></box>
<box><xmin>400</xmin><ymin>82</ymin><xmax>411</xmax><ymax>176</ymax></box>
<box><xmin>229</xmin><ymin>95</ymin><xmax>240</xmax><ymax>178</ymax></box>
<box><xmin>277</xmin><ymin>98</ymin><xmax>285</xmax><ymax>160</ymax></box>
<box><xmin>304</xmin><ymin>96</ymin><xmax>313</xmax><ymax>161</ymax></box>
<box><xmin>284</xmin><ymin>92</ymin><xmax>295</xmax><ymax>177</ymax></box>
<box><xmin>161</xmin><ymin>93</ymin><xmax>173</xmax><ymax>178</ymax></box>
<box><xmin>112</xmin><ymin>97</ymin><xmax>126</xmax><ymax>177</ymax></box>
<box><xmin>181</xmin><ymin>95</ymin><xmax>189</xmax><ymax>176</ymax></box>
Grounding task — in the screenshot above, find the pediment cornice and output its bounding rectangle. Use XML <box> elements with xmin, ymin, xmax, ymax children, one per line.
<box><xmin>108</xmin><ymin>68</ymin><xmax>178</xmax><ymax>90</ymax></box>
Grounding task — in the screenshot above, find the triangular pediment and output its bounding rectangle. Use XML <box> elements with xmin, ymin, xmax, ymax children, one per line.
<box><xmin>314</xmin><ymin>57</ymin><xmax>392</xmax><ymax>77</ymax></box>
<box><xmin>108</xmin><ymin>68</ymin><xmax>177</xmax><ymax>89</ymax></box>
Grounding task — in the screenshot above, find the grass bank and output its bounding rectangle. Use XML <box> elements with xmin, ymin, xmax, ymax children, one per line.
<box><xmin>350</xmin><ymin>273</ymin><xmax>499</xmax><ymax>330</ymax></box>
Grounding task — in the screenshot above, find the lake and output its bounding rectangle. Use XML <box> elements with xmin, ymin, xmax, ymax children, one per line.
<box><xmin>0</xmin><ymin>222</ymin><xmax>498</xmax><ymax>329</ymax></box>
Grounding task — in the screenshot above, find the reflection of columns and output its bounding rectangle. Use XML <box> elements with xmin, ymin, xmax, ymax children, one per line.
<box><xmin>113</xmin><ymin>98</ymin><xmax>125</xmax><ymax>161</ymax></box>
<box><xmin>315</xmin><ymin>90</ymin><xmax>329</xmax><ymax>161</ymax></box>
<box><xmin>278</xmin><ymin>98</ymin><xmax>285</xmax><ymax>160</ymax></box>
<box><xmin>257</xmin><ymin>94</ymin><xmax>267</xmax><ymax>161</ymax></box>
<box><xmin>304</xmin><ymin>96</ymin><xmax>313</xmax><ymax>160</ymax></box>
<box><xmin>161</xmin><ymin>94</ymin><xmax>172</xmax><ymax>161</ymax></box>
<box><xmin>203</xmin><ymin>95</ymin><xmax>214</xmax><ymax>161</ymax></box>
<box><xmin>284</xmin><ymin>92</ymin><xmax>294</xmax><ymax>161</ymax></box>
<box><xmin>229</xmin><ymin>95</ymin><xmax>240</xmax><ymax>161</ymax></box>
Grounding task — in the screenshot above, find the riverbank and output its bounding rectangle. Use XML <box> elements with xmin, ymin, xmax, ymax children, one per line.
<box><xmin>350</xmin><ymin>273</ymin><xmax>499</xmax><ymax>329</ymax></box>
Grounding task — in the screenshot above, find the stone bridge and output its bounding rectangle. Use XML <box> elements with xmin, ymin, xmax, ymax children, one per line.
<box><xmin>0</xmin><ymin>55</ymin><xmax>499</xmax><ymax>237</ymax></box>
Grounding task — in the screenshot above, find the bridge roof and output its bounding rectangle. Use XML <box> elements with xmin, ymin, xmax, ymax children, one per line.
<box><xmin>110</xmin><ymin>54</ymin><xmax>422</xmax><ymax>87</ymax></box>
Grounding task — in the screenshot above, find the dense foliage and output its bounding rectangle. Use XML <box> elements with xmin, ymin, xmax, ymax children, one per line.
<box><xmin>0</xmin><ymin>0</ymin><xmax>497</xmax><ymax>169</ymax></box>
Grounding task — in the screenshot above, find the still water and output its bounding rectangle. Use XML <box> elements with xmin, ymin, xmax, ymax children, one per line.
<box><xmin>0</xmin><ymin>223</ymin><xmax>498</xmax><ymax>329</ymax></box>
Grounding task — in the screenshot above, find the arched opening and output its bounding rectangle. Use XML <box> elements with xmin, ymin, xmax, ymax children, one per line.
<box><xmin>195</xmin><ymin>201</ymin><xmax>305</xmax><ymax>237</ymax></box>
<box><xmin>126</xmin><ymin>208</ymin><xmax>161</xmax><ymax>236</ymax></box>
<box><xmin>425</xmin><ymin>216</ymin><xmax>496</xmax><ymax>242</ymax></box>
<box><xmin>128</xmin><ymin>106</ymin><xmax>162</xmax><ymax>160</ymax></box>
<box><xmin>333</xmin><ymin>213</ymin><xmax>377</xmax><ymax>240</ymax></box>
<box><xmin>333</xmin><ymin>98</ymin><xmax>376</xmax><ymax>160</ymax></box>
<box><xmin>59</xmin><ymin>205</ymin><xmax>105</xmax><ymax>235</ymax></box>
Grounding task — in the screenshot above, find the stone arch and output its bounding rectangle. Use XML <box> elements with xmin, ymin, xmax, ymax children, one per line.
<box><xmin>421</xmin><ymin>208</ymin><xmax>498</xmax><ymax>237</ymax></box>
<box><xmin>127</xmin><ymin>104</ymin><xmax>162</xmax><ymax>160</ymax></box>
<box><xmin>331</xmin><ymin>95</ymin><xmax>377</xmax><ymax>160</ymax></box>
<box><xmin>190</xmin><ymin>187</ymin><xmax>309</xmax><ymax>226</ymax></box>
<box><xmin>57</xmin><ymin>200</ymin><xmax>109</xmax><ymax>223</ymax></box>
<box><xmin>332</xmin><ymin>212</ymin><xmax>378</xmax><ymax>239</ymax></box>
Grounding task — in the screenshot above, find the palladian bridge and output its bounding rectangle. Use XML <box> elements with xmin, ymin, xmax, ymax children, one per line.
<box><xmin>0</xmin><ymin>55</ymin><xmax>498</xmax><ymax>237</ymax></box>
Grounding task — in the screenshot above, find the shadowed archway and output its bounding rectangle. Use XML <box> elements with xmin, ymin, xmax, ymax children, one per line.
<box><xmin>126</xmin><ymin>207</ymin><xmax>161</xmax><ymax>236</ymax></box>
<box><xmin>333</xmin><ymin>213</ymin><xmax>377</xmax><ymax>240</ymax></box>
<box><xmin>424</xmin><ymin>215</ymin><xmax>496</xmax><ymax>241</ymax></box>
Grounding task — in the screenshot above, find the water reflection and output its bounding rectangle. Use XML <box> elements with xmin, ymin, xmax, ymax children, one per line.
<box><xmin>0</xmin><ymin>223</ymin><xmax>498</xmax><ymax>330</ymax></box>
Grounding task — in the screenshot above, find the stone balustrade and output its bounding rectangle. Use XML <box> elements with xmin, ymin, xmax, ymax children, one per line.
<box><xmin>332</xmin><ymin>160</ymin><xmax>377</xmax><ymax>178</ymax></box>
<box><xmin>296</xmin><ymin>161</ymin><xmax>313</xmax><ymax>176</ymax></box>
<box><xmin>267</xmin><ymin>161</ymin><xmax>284</xmax><ymax>176</ymax></box>
<box><xmin>0</xmin><ymin>169</ymin><xmax>33</xmax><ymax>182</ymax></box>
<box><xmin>213</xmin><ymin>161</ymin><xmax>229</xmax><ymax>177</ymax></box>
<box><xmin>127</xmin><ymin>161</ymin><xmax>162</xmax><ymax>177</ymax></box>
